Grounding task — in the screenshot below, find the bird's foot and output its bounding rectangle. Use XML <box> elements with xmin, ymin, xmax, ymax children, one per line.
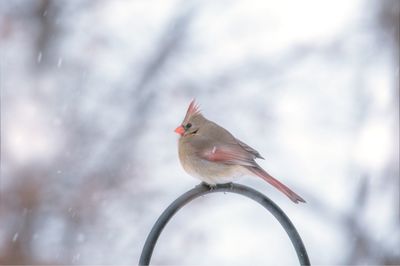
<box><xmin>196</xmin><ymin>182</ymin><xmax>216</xmax><ymax>191</ymax></box>
<box><xmin>208</xmin><ymin>184</ymin><xmax>217</xmax><ymax>191</ymax></box>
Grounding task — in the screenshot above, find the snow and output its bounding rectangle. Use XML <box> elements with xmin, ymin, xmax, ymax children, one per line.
<box><xmin>12</xmin><ymin>233</ymin><xmax>19</xmax><ymax>243</ymax></box>
<box><xmin>1</xmin><ymin>0</ymin><xmax>398</xmax><ymax>264</ymax></box>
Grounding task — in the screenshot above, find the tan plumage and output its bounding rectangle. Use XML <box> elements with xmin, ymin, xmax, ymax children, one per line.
<box><xmin>175</xmin><ymin>100</ymin><xmax>305</xmax><ymax>204</ymax></box>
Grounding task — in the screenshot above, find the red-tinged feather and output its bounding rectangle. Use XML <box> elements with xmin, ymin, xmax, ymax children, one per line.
<box><xmin>183</xmin><ymin>99</ymin><xmax>201</xmax><ymax>123</ymax></box>
<box><xmin>201</xmin><ymin>145</ymin><xmax>257</xmax><ymax>167</ymax></box>
<box><xmin>200</xmin><ymin>145</ymin><xmax>305</xmax><ymax>203</ymax></box>
<box><xmin>246</xmin><ymin>166</ymin><xmax>306</xmax><ymax>204</ymax></box>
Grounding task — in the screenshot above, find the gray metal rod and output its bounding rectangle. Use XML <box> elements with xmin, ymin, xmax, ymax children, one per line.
<box><xmin>139</xmin><ymin>183</ymin><xmax>310</xmax><ymax>265</ymax></box>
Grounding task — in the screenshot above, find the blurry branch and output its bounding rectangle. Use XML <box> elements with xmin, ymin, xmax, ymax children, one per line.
<box><xmin>0</xmin><ymin>168</ymin><xmax>44</xmax><ymax>264</ymax></box>
<box><xmin>39</xmin><ymin>7</ymin><xmax>199</xmax><ymax>262</ymax></box>
<box><xmin>207</xmin><ymin>43</ymin><xmax>320</xmax><ymax>87</ymax></box>
<box><xmin>302</xmin><ymin>174</ymin><xmax>399</xmax><ymax>264</ymax></box>
<box><xmin>187</xmin><ymin>32</ymin><xmax>359</xmax><ymax>95</ymax></box>
<box><xmin>377</xmin><ymin>0</ymin><xmax>399</xmax><ymax>53</ymax></box>
<box><xmin>377</xmin><ymin>0</ymin><xmax>400</xmax><ymax>226</ymax></box>
<box><xmin>345</xmin><ymin>174</ymin><xmax>399</xmax><ymax>264</ymax></box>
<box><xmin>127</xmin><ymin>1</ymin><xmax>195</xmax><ymax>128</ymax></box>
<box><xmin>134</xmin><ymin>7</ymin><xmax>194</xmax><ymax>94</ymax></box>
<box><xmin>35</xmin><ymin>0</ymin><xmax>58</xmax><ymax>69</ymax></box>
<box><xmin>344</xmin><ymin>175</ymin><xmax>369</xmax><ymax>264</ymax></box>
<box><xmin>377</xmin><ymin>0</ymin><xmax>399</xmax><ymax>112</ymax></box>
<box><xmin>78</xmin><ymin>3</ymin><xmax>197</xmax><ymax>182</ymax></box>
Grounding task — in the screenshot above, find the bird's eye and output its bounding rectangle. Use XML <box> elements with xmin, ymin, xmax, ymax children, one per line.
<box><xmin>185</xmin><ymin>123</ymin><xmax>192</xmax><ymax>129</ymax></box>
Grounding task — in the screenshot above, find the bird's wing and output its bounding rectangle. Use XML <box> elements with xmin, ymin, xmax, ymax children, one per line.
<box><xmin>234</xmin><ymin>138</ymin><xmax>265</xmax><ymax>159</ymax></box>
<box><xmin>191</xmin><ymin>120</ymin><xmax>261</xmax><ymax>166</ymax></box>
<box><xmin>198</xmin><ymin>143</ymin><xmax>258</xmax><ymax>167</ymax></box>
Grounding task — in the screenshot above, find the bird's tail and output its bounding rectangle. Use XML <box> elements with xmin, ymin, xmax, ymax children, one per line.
<box><xmin>246</xmin><ymin>166</ymin><xmax>306</xmax><ymax>204</ymax></box>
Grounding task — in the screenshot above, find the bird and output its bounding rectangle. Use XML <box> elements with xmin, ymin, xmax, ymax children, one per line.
<box><xmin>175</xmin><ymin>100</ymin><xmax>305</xmax><ymax>204</ymax></box>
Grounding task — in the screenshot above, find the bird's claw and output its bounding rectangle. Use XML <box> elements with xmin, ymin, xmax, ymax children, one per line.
<box><xmin>208</xmin><ymin>184</ymin><xmax>217</xmax><ymax>191</ymax></box>
<box><xmin>196</xmin><ymin>182</ymin><xmax>216</xmax><ymax>191</ymax></box>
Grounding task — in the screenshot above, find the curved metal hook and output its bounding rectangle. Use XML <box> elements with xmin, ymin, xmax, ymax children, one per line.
<box><xmin>139</xmin><ymin>183</ymin><xmax>310</xmax><ymax>265</ymax></box>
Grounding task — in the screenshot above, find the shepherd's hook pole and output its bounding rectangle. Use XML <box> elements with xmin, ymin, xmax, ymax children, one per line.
<box><xmin>139</xmin><ymin>182</ymin><xmax>310</xmax><ymax>265</ymax></box>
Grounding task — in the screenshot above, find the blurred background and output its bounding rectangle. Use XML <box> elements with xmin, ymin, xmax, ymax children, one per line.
<box><xmin>1</xmin><ymin>0</ymin><xmax>399</xmax><ymax>264</ymax></box>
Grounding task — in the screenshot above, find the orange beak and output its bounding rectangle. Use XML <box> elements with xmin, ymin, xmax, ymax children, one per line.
<box><xmin>174</xmin><ymin>125</ymin><xmax>185</xmax><ymax>136</ymax></box>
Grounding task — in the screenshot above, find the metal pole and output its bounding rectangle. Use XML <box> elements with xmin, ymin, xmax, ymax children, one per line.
<box><xmin>139</xmin><ymin>183</ymin><xmax>310</xmax><ymax>265</ymax></box>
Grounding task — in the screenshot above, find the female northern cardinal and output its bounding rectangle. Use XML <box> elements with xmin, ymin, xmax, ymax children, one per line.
<box><xmin>175</xmin><ymin>100</ymin><xmax>305</xmax><ymax>204</ymax></box>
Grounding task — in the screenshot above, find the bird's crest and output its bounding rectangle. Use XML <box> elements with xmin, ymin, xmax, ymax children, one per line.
<box><xmin>183</xmin><ymin>99</ymin><xmax>201</xmax><ymax>122</ymax></box>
